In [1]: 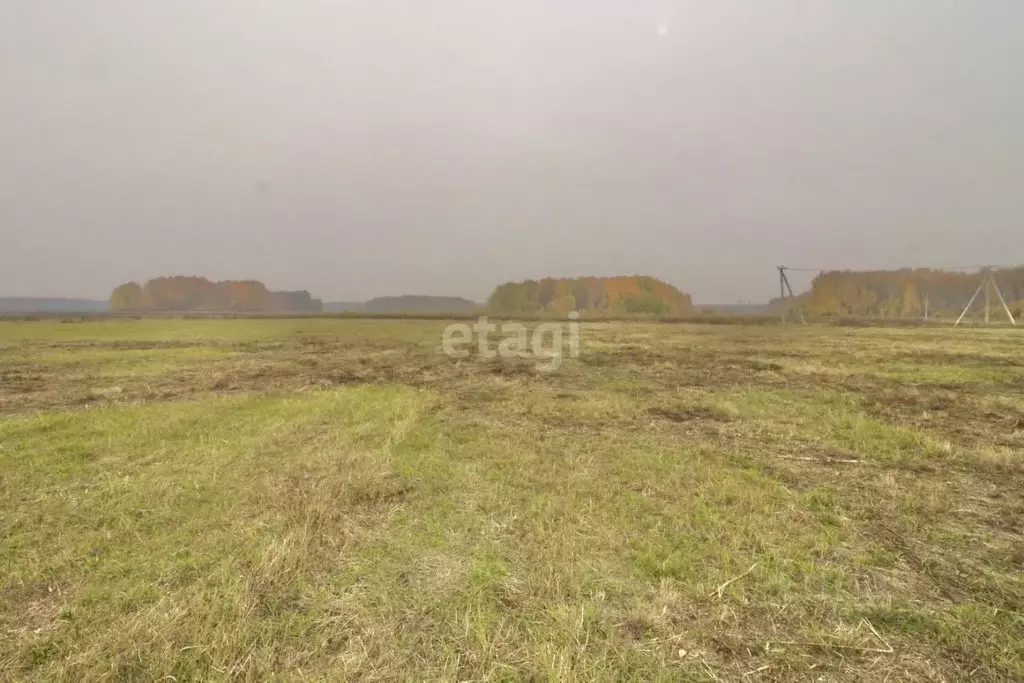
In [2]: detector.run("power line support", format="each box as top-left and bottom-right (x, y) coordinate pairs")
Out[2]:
(778, 266), (785, 323)
(777, 266), (806, 324)
(985, 274), (992, 324)
(991, 273), (1017, 326)
(954, 268), (1016, 326)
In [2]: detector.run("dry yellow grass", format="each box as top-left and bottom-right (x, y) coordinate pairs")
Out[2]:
(1, 319), (1021, 680)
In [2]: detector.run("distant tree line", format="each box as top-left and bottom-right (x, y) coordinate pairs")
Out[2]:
(110, 276), (322, 312)
(488, 276), (693, 316)
(802, 268), (1024, 318)
(361, 296), (478, 314)
(0, 298), (108, 314)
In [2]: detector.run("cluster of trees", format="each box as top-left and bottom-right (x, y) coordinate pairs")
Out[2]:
(110, 277), (322, 312)
(271, 290), (324, 312)
(322, 297), (480, 313)
(488, 276), (693, 316)
(803, 268), (1024, 318)
(363, 296), (478, 314)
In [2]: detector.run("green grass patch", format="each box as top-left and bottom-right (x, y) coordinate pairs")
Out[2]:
(0, 318), (1021, 680)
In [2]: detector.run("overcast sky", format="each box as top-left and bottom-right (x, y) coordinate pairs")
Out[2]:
(2, 1), (1022, 303)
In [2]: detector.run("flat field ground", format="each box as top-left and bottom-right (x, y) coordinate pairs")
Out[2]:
(1, 318), (1022, 681)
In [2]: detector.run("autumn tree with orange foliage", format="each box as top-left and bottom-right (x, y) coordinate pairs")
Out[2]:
(109, 282), (146, 310)
(488, 276), (692, 316)
(109, 277), (322, 312)
(805, 268), (1024, 318)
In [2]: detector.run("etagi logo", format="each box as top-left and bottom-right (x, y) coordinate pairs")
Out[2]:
(442, 313), (580, 372)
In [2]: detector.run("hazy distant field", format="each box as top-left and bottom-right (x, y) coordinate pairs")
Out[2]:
(1, 319), (1021, 680)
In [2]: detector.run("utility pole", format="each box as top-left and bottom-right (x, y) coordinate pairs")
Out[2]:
(778, 266), (786, 323)
(991, 273), (1018, 325)
(985, 274), (992, 324)
(955, 267), (1017, 326)
(777, 266), (806, 324)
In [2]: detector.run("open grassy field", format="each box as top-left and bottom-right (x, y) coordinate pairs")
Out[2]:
(1, 318), (1022, 681)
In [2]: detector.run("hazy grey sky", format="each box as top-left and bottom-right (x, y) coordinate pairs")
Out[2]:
(2, 1), (1022, 303)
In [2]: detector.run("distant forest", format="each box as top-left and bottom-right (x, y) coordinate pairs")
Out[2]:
(488, 276), (693, 316)
(110, 277), (322, 312)
(323, 297), (478, 314)
(10, 268), (1022, 319)
(800, 268), (1024, 318)
(0, 298), (107, 314)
